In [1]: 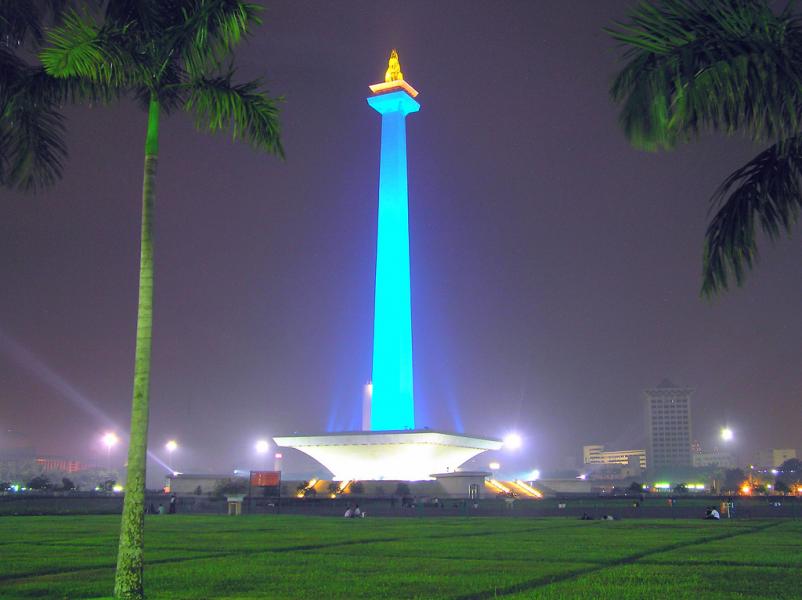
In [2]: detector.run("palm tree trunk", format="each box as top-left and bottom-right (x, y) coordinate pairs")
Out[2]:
(114, 93), (159, 600)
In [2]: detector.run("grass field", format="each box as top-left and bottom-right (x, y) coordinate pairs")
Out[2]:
(2, 515), (801, 599)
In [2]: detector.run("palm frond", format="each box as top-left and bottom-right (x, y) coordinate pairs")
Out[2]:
(39, 10), (140, 86)
(0, 1), (98, 47)
(702, 136), (802, 295)
(608, 0), (802, 150)
(183, 72), (283, 155)
(173, 0), (262, 76)
(0, 0), (44, 46)
(1, 89), (67, 190)
(0, 47), (27, 105)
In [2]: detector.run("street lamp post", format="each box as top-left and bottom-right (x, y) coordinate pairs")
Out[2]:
(255, 439), (270, 469)
(503, 433), (522, 450)
(102, 432), (118, 470)
(165, 440), (178, 472)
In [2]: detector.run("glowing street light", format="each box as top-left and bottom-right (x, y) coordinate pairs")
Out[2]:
(503, 433), (522, 450)
(489, 461), (501, 471)
(102, 432), (118, 469)
(165, 439), (178, 453)
(529, 469), (541, 481)
(255, 440), (270, 454)
(721, 427), (734, 442)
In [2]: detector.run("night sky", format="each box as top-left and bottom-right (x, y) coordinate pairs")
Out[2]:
(1, 1), (800, 482)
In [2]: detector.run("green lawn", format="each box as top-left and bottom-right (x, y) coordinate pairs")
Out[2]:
(1, 516), (800, 599)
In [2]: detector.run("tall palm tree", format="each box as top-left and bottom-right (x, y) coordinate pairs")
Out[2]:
(0, 1), (103, 190)
(608, 0), (802, 295)
(40, 3), (283, 598)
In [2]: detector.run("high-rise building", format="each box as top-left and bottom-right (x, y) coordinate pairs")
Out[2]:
(583, 444), (647, 469)
(646, 380), (693, 470)
(754, 448), (797, 469)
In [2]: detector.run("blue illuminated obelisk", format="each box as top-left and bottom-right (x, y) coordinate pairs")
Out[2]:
(367, 52), (420, 431)
(272, 54), (504, 480)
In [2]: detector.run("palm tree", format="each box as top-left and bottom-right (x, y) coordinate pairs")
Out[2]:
(0, 1), (102, 190)
(608, 0), (802, 295)
(40, 3), (283, 598)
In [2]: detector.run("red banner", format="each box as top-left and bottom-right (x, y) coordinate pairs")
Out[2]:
(250, 470), (281, 487)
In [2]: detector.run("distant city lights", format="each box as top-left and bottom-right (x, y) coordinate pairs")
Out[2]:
(503, 433), (522, 450)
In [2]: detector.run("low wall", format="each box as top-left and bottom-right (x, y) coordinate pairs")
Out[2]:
(2, 493), (800, 519)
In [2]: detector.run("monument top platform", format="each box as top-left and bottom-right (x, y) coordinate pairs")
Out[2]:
(369, 79), (419, 97)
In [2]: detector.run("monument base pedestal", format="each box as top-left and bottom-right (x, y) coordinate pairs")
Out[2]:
(273, 429), (502, 481)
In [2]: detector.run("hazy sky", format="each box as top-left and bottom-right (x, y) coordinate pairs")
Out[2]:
(1, 1), (800, 482)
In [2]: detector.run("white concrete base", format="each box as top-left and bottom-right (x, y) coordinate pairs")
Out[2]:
(273, 430), (502, 481)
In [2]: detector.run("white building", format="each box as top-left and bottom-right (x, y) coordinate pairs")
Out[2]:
(692, 450), (735, 469)
(754, 448), (797, 469)
(583, 445), (647, 469)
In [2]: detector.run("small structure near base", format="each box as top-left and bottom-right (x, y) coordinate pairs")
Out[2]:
(431, 471), (489, 499)
(226, 494), (245, 515)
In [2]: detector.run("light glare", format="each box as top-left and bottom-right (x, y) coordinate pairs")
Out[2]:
(503, 433), (522, 450)
(255, 440), (270, 454)
(721, 427), (734, 441)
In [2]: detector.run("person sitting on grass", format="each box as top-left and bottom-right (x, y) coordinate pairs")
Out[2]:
(343, 505), (353, 518)
(705, 506), (720, 520)
(354, 504), (363, 518)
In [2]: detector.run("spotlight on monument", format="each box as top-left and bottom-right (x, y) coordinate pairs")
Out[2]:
(503, 433), (522, 450)
(255, 440), (270, 454)
(721, 427), (734, 442)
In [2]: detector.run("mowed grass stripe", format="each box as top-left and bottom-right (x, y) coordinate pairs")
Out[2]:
(517, 563), (800, 600)
(452, 520), (782, 600)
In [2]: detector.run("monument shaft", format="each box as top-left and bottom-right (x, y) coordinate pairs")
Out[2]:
(368, 90), (420, 431)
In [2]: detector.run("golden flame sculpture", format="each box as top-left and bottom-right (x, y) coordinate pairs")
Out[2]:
(385, 49), (403, 82)
(369, 49), (419, 97)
